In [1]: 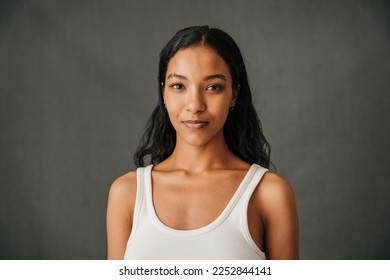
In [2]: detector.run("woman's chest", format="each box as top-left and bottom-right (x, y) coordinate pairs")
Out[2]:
(150, 171), (244, 230)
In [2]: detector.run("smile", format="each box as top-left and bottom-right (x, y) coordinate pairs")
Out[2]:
(182, 120), (209, 129)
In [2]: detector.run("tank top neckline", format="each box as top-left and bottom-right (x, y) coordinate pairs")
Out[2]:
(143, 163), (259, 236)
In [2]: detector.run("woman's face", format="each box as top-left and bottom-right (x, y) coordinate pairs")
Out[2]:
(163, 45), (237, 148)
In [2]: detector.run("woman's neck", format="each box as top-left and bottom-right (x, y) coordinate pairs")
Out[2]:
(159, 135), (244, 174)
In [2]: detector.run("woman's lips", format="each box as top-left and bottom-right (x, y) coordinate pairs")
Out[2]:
(182, 120), (209, 129)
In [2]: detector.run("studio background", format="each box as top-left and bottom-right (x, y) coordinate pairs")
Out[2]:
(1, 0), (389, 259)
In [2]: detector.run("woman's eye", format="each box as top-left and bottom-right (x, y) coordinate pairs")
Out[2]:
(169, 83), (185, 90)
(206, 84), (224, 91)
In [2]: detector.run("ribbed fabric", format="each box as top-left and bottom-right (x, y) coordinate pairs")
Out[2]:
(124, 164), (268, 260)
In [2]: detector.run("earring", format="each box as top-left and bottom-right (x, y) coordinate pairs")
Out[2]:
(230, 102), (235, 111)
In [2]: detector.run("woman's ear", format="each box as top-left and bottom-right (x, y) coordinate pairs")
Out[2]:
(230, 84), (240, 110)
(232, 84), (240, 103)
(161, 82), (165, 99)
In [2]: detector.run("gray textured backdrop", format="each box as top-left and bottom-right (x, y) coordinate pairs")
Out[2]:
(1, 0), (389, 259)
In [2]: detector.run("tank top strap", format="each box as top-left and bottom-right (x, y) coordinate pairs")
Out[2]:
(217, 164), (267, 219)
(227, 164), (268, 219)
(131, 165), (152, 234)
(234, 164), (268, 257)
(240, 164), (269, 203)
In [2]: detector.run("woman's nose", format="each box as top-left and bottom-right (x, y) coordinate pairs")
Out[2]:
(185, 88), (205, 113)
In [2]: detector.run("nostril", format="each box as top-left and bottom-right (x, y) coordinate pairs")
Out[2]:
(185, 103), (206, 113)
(185, 98), (206, 113)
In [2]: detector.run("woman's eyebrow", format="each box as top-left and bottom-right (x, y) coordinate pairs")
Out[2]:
(203, 74), (227, 81)
(166, 73), (187, 80)
(166, 73), (227, 81)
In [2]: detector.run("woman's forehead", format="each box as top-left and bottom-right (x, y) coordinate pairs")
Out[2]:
(166, 46), (231, 81)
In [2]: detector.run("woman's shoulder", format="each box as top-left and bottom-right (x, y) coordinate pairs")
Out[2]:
(108, 170), (137, 206)
(253, 171), (297, 220)
(258, 171), (293, 194)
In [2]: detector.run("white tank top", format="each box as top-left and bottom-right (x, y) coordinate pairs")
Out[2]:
(124, 163), (268, 260)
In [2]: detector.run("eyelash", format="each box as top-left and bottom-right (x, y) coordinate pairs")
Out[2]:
(169, 83), (185, 90)
(168, 83), (225, 92)
(206, 84), (224, 91)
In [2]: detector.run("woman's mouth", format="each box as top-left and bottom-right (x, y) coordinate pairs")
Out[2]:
(182, 120), (209, 129)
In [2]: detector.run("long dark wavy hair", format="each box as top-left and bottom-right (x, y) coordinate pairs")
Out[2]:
(134, 25), (271, 168)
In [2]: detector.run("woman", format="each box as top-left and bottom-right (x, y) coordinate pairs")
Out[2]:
(106, 26), (299, 259)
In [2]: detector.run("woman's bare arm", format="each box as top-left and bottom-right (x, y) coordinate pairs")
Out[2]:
(258, 172), (299, 259)
(106, 172), (137, 259)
